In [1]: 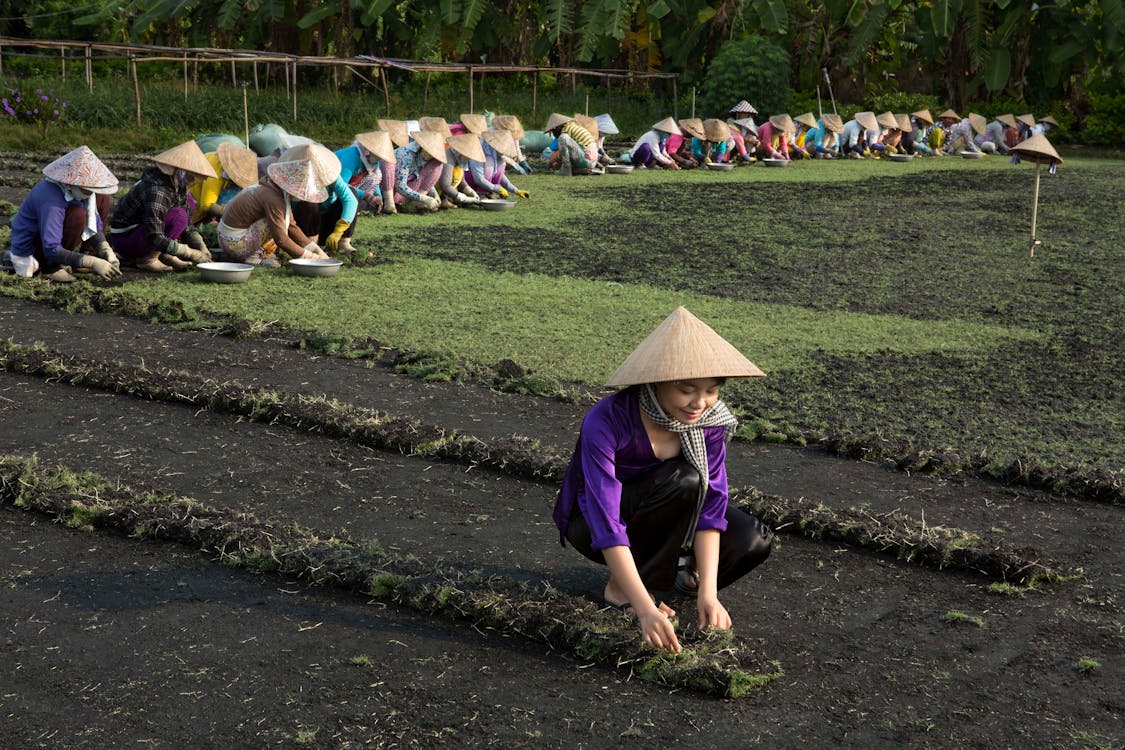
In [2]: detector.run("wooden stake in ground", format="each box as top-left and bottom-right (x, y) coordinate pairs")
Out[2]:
(1009, 133), (1063, 258)
(243, 85), (250, 146)
(130, 55), (142, 127)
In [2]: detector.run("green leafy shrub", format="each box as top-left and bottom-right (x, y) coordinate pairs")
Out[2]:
(2, 79), (66, 136)
(699, 36), (791, 118)
(1082, 93), (1125, 147)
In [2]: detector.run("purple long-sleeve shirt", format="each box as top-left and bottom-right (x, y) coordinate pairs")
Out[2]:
(554, 387), (731, 550)
(10, 180), (102, 262)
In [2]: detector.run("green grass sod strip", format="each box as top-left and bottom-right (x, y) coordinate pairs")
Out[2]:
(2, 275), (1120, 504)
(0, 341), (1076, 584)
(0, 455), (782, 699)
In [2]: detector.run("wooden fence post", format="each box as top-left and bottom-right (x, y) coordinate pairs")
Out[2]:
(292, 60), (298, 121)
(380, 66), (390, 115)
(61, 47), (66, 81)
(253, 61), (259, 94)
(130, 55), (142, 127)
(86, 45), (93, 93)
(423, 70), (431, 112)
(468, 66), (474, 112)
(183, 57), (189, 99)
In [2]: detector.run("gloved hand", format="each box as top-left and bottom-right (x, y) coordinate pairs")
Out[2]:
(206, 202), (225, 218)
(516, 189), (530, 199)
(184, 232), (208, 254)
(78, 253), (122, 280)
(90, 234), (121, 270)
(324, 219), (350, 253)
(168, 240), (211, 264)
(461, 184), (479, 199)
(302, 241), (326, 258)
(363, 191), (383, 213)
(496, 187), (509, 199)
(518, 160), (533, 174)
(419, 195), (441, 211)
(511, 162), (529, 175)
(456, 193), (479, 205)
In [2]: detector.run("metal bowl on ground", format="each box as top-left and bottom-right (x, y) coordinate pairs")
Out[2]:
(705, 162), (735, 171)
(762, 158), (790, 167)
(288, 258), (343, 277)
(197, 261), (253, 283)
(959, 150), (984, 159)
(605, 164), (634, 174)
(889, 153), (914, 162)
(477, 199), (517, 211)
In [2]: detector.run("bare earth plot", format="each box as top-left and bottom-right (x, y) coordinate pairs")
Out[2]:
(0, 296), (1121, 749)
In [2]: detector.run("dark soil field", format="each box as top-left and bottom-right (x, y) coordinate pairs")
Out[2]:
(0, 155), (1121, 748)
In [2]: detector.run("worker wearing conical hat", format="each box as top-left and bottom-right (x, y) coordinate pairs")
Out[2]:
(838, 111), (876, 158)
(691, 118), (732, 164)
(109, 140), (216, 272)
(943, 113), (986, 155)
(1030, 115), (1058, 138)
(465, 128), (530, 200)
(554, 307), (773, 654)
(490, 114), (533, 175)
(393, 130), (447, 212)
(624, 117), (683, 170)
(435, 133), (487, 207)
(785, 113), (818, 159)
(754, 113), (794, 160)
(801, 113), (843, 158)
(6, 145), (121, 282)
(335, 130), (398, 226)
(544, 113), (599, 176)
(189, 142), (259, 224)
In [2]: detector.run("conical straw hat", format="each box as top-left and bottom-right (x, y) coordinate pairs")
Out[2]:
(492, 114), (525, 140)
(595, 113), (619, 135)
(895, 114), (912, 132)
(573, 113), (599, 141)
(794, 112), (818, 130)
(652, 116), (682, 135)
(1011, 133), (1062, 165)
(1040, 115), (1059, 127)
(732, 117), (758, 135)
(1017, 114), (1036, 127)
(481, 128), (519, 159)
(419, 116), (453, 138)
(152, 140), (217, 178)
(42, 145), (118, 194)
(729, 100), (757, 115)
(378, 119), (410, 147)
(677, 117), (704, 139)
(267, 159), (330, 203)
(216, 142), (259, 188)
(606, 307), (764, 387)
(544, 112), (573, 132)
(278, 142), (342, 185)
(821, 113), (844, 133)
(411, 130), (448, 163)
(911, 109), (934, 125)
(996, 114), (1018, 129)
(855, 111), (879, 131)
(769, 114), (795, 134)
(355, 131), (395, 164)
(968, 113), (987, 135)
(876, 111), (899, 129)
(938, 108), (961, 122)
(459, 113), (488, 134)
(703, 118), (731, 141)
(447, 133), (485, 163)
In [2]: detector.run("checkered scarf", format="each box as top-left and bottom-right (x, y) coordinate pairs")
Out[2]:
(639, 384), (739, 548)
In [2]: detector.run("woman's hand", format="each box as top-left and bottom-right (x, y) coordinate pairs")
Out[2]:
(637, 604), (682, 653)
(697, 595), (732, 631)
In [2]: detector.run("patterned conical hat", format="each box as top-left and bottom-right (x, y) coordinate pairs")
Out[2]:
(152, 140), (217, 178)
(996, 114), (1019, 129)
(677, 118), (705, 139)
(729, 100), (757, 115)
(419, 116), (453, 138)
(703, 118), (731, 141)
(855, 111), (879, 131)
(1017, 114), (1036, 127)
(606, 307), (764, 387)
(821, 113), (844, 133)
(1011, 133), (1062, 165)
(573, 113), (599, 141)
(447, 133), (485, 163)
(42, 145), (118, 194)
(895, 114), (912, 132)
(378, 119), (410, 147)
(732, 117), (758, 135)
(267, 160), (330, 203)
(481, 128), (519, 159)
(459, 113), (488, 134)
(354, 131), (395, 164)
(1039, 115), (1059, 127)
(912, 109), (934, 125)
(278, 143), (342, 185)
(769, 114), (795, 134)
(794, 112), (818, 130)
(938, 108), (961, 122)
(492, 115), (525, 140)
(968, 113), (988, 135)
(216, 142), (259, 188)
(876, 111), (899, 129)
(652, 116), (682, 135)
(595, 113), (619, 135)
(411, 130), (448, 163)
(544, 112), (573, 132)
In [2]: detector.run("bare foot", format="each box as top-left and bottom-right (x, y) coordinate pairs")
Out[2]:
(159, 253), (193, 271)
(603, 579), (675, 618)
(134, 257), (172, 273)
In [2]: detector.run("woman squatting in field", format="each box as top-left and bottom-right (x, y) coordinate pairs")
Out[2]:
(553, 307), (774, 653)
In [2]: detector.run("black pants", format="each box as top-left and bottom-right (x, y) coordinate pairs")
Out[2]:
(289, 194), (357, 246)
(566, 459), (773, 593)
